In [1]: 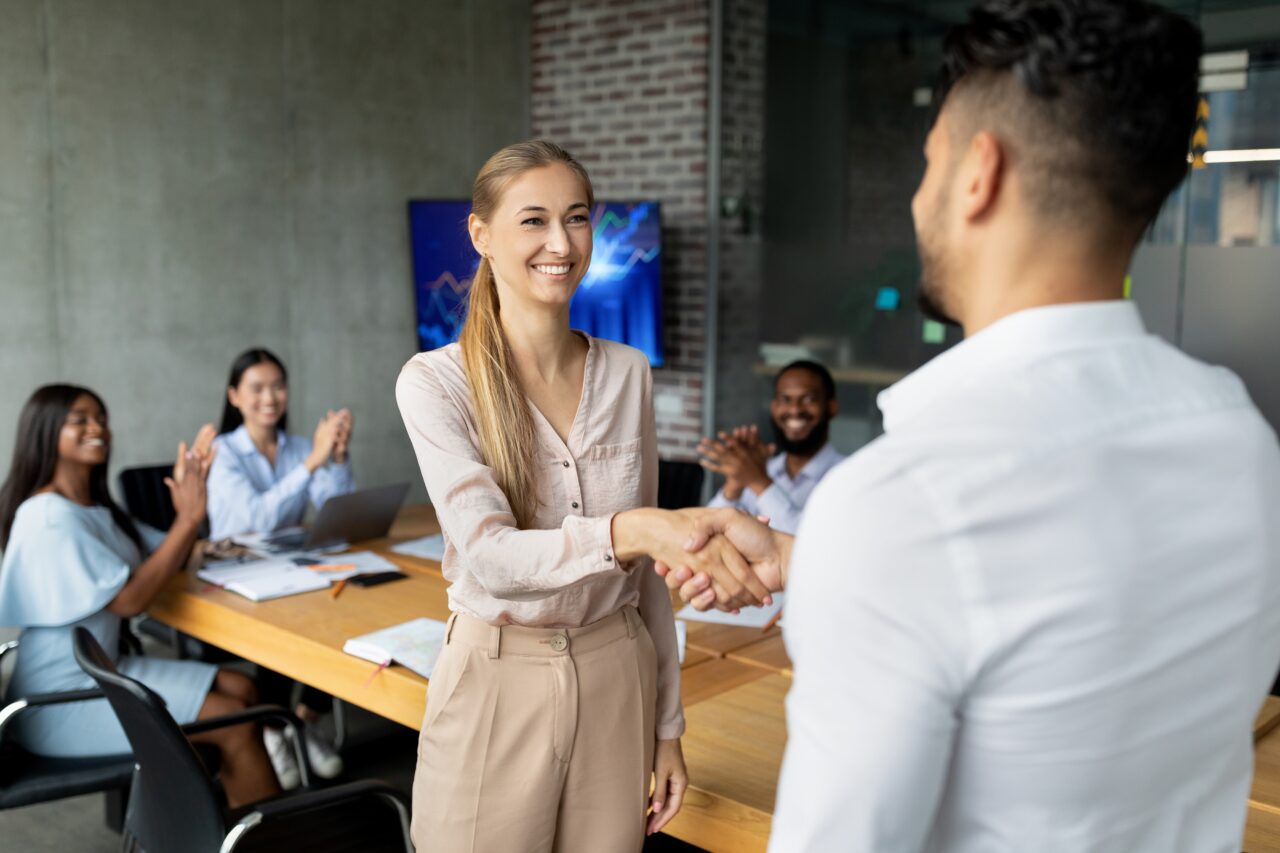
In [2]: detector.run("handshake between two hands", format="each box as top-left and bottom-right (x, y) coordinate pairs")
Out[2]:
(628, 507), (792, 613)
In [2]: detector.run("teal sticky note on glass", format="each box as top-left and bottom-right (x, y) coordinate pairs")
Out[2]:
(922, 320), (946, 344)
(875, 286), (901, 311)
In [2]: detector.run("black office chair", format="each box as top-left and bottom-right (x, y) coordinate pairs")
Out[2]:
(117, 463), (221, 658)
(118, 464), (179, 532)
(71, 628), (411, 853)
(0, 639), (134, 832)
(118, 464), (352, 748)
(658, 459), (706, 510)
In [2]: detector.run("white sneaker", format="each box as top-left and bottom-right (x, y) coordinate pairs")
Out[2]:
(263, 728), (301, 790)
(303, 720), (344, 779)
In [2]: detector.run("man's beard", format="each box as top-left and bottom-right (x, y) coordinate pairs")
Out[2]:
(915, 196), (961, 328)
(772, 417), (831, 457)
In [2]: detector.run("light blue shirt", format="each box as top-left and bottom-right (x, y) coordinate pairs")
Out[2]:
(207, 425), (355, 540)
(707, 442), (844, 534)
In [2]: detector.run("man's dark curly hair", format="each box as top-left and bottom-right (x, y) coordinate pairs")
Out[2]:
(936, 0), (1202, 232)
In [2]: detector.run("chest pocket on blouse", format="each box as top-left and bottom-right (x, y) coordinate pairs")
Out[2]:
(578, 437), (644, 516)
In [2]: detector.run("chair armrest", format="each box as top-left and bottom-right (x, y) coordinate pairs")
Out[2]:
(222, 781), (411, 853)
(250, 779), (408, 820)
(0, 639), (18, 663)
(181, 704), (312, 787)
(179, 704), (302, 737)
(0, 688), (107, 738)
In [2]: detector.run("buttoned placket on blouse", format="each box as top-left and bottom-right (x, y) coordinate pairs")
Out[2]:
(524, 340), (612, 565)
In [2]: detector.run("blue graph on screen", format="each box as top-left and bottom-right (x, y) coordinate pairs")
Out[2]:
(408, 200), (664, 366)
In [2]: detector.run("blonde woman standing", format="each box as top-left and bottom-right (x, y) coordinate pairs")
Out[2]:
(396, 140), (769, 852)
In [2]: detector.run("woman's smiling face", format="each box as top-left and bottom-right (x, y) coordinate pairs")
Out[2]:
(470, 162), (594, 310)
(58, 394), (110, 467)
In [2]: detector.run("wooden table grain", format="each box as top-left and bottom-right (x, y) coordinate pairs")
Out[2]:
(684, 622), (770, 658)
(150, 560), (448, 730)
(1246, 697), (1280, 851)
(726, 633), (791, 676)
(665, 674), (790, 853)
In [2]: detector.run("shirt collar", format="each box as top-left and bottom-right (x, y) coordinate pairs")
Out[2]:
(877, 300), (1147, 433)
(770, 441), (840, 483)
(228, 424), (287, 456)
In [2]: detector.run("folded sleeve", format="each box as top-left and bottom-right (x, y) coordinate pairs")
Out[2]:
(0, 507), (131, 627)
(395, 355), (626, 601)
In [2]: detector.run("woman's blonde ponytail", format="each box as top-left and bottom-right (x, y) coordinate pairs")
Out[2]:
(460, 140), (594, 529)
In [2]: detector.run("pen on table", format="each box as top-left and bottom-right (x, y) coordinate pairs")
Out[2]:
(306, 563), (357, 573)
(761, 608), (783, 633)
(330, 579), (347, 600)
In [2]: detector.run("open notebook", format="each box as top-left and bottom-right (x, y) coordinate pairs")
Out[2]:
(196, 551), (400, 602)
(196, 559), (330, 602)
(343, 617), (449, 679)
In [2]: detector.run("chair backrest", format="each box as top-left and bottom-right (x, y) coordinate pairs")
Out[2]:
(658, 459), (706, 510)
(118, 464), (177, 532)
(72, 628), (227, 853)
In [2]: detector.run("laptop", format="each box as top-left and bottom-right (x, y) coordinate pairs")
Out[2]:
(258, 482), (412, 552)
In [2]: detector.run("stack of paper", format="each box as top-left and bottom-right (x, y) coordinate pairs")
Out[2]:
(390, 534), (446, 561)
(343, 617), (449, 679)
(196, 559), (330, 602)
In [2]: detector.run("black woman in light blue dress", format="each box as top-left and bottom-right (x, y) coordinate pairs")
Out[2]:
(0, 384), (280, 807)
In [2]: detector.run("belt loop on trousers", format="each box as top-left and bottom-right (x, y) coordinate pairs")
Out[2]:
(445, 612), (458, 645)
(487, 624), (501, 659)
(624, 605), (638, 639)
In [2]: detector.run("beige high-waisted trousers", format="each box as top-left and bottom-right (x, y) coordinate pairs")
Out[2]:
(410, 605), (658, 853)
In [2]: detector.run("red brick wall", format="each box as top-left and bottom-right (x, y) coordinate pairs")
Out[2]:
(531, 0), (710, 459)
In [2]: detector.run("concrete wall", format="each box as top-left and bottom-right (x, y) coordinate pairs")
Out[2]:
(0, 0), (530, 502)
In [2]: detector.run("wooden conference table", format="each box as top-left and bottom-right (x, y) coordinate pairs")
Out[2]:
(149, 504), (1280, 852)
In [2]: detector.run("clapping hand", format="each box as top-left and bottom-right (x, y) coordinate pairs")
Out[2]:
(307, 408), (352, 470)
(167, 423), (217, 526)
(653, 507), (791, 611)
(331, 408), (354, 463)
(698, 425), (774, 500)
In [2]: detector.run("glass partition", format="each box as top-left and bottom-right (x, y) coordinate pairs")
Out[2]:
(722, 0), (1280, 453)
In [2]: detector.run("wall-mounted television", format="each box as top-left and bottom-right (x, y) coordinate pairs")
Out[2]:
(408, 200), (664, 366)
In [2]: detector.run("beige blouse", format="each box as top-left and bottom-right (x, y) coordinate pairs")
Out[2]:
(395, 335), (684, 740)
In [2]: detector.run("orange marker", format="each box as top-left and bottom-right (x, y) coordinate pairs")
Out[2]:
(307, 563), (357, 573)
(330, 579), (347, 600)
(761, 608), (783, 633)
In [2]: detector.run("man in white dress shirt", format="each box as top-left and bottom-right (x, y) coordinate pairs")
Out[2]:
(701, 361), (844, 534)
(658, 1), (1280, 850)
